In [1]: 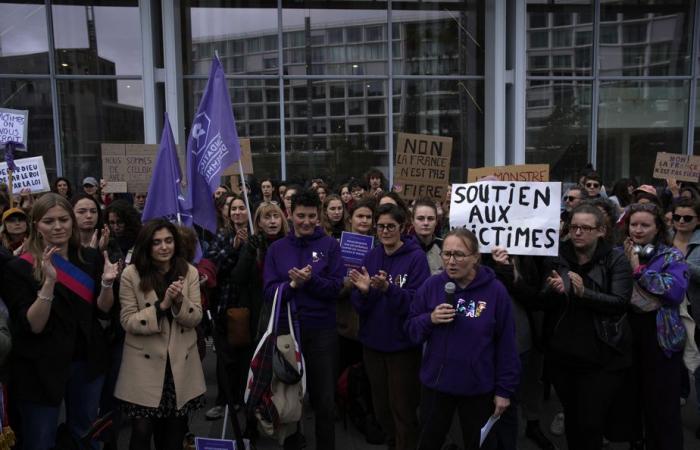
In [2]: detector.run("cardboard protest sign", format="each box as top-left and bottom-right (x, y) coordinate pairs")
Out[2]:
(467, 164), (549, 182)
(0, 156), (50, 194)
(340, 231), (374, 273)
(393, 132), (453, 201)
(0, 108), (29, 148)
(101, 144), (159, 193)
(652, 152), (700, 182)
(223, 138), (253, 176)
(450, 181), (561, 256)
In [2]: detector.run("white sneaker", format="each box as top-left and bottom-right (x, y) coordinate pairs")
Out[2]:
(205, 405), (226, 420)
(550, 412), (565, 436)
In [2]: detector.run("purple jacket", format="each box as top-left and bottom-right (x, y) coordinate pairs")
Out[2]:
(407, 268), (520, 398)
(263, 227), (345, 330)
(350, 236), (431, 352)
(634, 245), (688, 307)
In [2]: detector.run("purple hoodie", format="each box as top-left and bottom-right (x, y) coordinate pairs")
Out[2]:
(351, 236), (431, 352)
(263, 227), (345, 330)
(407, 268), (520, 398)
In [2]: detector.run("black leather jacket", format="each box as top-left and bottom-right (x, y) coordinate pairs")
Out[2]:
(542, 239), (633, 368)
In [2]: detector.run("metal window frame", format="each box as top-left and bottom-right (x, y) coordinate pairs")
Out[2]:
(520, 0), (700, 169)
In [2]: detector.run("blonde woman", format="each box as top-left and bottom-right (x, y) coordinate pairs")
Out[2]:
(2, 193), (119, 448)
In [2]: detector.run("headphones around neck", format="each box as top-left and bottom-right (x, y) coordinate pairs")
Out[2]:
(633, 243), (655, 259)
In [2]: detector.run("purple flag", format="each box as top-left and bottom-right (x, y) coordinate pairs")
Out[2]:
(142, 113), (189, 224)
(184, 56), (241, 233)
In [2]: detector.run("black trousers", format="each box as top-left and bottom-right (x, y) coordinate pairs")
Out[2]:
(300, 327), (338, 450)
(629, 311), (683, 450)
(417, 386), (495, 450)
(548, 361), (625, 450)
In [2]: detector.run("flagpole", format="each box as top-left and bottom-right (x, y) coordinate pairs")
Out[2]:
(238, 159), (255, 232)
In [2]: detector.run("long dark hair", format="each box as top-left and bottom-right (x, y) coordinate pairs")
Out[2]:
(52, 177), (73, 198)
(105, 199), (142, 244)
(70, 193), (104, 231)
(132, 219), (189, 295)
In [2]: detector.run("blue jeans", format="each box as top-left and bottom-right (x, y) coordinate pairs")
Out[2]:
(18, 361), (105, 450)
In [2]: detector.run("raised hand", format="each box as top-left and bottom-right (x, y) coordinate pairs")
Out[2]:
(491, 246), (510, 265)
(98, 225), (110, 251)
(349, 266), (371, 294)
(370, 270), (389, 292)
(546, 270), (565, 294)
(41, 245), (60, 282)
(101, 251), (122, 285)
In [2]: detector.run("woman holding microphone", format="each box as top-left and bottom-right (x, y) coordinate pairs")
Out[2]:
(407, 229), (520, 450)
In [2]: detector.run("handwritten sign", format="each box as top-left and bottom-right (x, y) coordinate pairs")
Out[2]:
(340, 231), (374, 272)
(0, 156), (50, 194)
(223, 138), (254, 176)
(467, 164), (549, 182)
(652, 152), (700, 182)
(450, 181), (561, 256)
(0, 108), (29, 148)
(101, 144), (159, 193)
(394, 132), (453, 201)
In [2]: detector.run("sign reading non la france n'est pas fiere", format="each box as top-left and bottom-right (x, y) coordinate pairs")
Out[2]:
(450, 181), (561, 257)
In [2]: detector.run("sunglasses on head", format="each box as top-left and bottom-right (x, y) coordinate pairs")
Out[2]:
(672, 213), (697, 223)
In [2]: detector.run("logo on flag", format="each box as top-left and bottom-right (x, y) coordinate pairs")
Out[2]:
(191, 112), (211, 154)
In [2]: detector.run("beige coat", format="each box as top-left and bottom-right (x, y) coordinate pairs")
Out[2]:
(114, 263), (206, 409)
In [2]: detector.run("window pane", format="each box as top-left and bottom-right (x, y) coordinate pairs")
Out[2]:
(526, 81), (591, 183)
(184, 2), (278, 75)
(393, 0), (483, 76)
(284, 80), (388, 183)
(394, 80), (484, 182)
(598, 80), (688, 185)
(52, 2), (142, 76)
(282, 3), (387, 76)
(0, 79), (56, 177)
(599, 1), (692, 76)
(0, 2), (49, 74)
(527, 1), (593, 76)
(58, 79), (143, 184)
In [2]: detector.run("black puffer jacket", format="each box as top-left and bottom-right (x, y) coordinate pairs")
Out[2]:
(542, 239), (633, 369)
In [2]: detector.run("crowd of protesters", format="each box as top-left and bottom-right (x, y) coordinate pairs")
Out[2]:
(0, 167), (699, 450)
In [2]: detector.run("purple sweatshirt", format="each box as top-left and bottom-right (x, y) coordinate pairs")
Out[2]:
(350, 236), (431, 352)
(407, 268), (520, 398)
(263, 227), (345, 330)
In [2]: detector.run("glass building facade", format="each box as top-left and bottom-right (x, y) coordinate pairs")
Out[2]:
(1, 0), (698, 187)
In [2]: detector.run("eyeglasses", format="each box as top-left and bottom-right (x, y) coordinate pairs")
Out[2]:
(564, 196), (580, 202)
(585, 182), (600, 189)
(569, 224), (598, 234)
(376, 223), (398, 232)
(440, 251), (474, 262)
(672, 214), (697, 223)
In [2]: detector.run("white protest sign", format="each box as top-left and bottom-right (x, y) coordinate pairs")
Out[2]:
(0, 156), (50, 194)
(0, 108), (29, 148)
(450, 181), (561, 256)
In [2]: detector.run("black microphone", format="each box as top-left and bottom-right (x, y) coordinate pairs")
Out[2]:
(444, 282), (456, 308)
